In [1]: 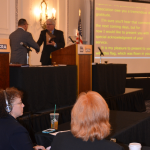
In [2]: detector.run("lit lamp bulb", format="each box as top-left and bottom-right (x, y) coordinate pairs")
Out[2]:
(34, 7), (41, 17)
(52, 8), (56, 19)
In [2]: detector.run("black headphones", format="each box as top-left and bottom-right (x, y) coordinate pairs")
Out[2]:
(3, 90), (12, 113)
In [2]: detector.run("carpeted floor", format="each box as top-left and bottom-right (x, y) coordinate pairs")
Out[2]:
(144, 100), (150, 113)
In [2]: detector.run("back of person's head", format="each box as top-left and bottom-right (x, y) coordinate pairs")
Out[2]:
(18, 19), (27, 26)
(71, 91), (111, 142)
(0, 87), (23, 118)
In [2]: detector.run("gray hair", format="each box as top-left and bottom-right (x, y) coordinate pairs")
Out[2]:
(46, 19), (55, 25)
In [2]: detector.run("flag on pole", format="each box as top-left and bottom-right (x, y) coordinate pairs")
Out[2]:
(76, 30), (79, 44)
(76, 9), (83, 44)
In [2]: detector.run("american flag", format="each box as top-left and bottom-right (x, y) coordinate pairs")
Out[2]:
(76, 15), (83, 44)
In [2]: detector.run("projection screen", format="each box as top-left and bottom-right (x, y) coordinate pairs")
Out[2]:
(94, 0), (150, 73)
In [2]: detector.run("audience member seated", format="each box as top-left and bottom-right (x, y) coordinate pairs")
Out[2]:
(0, 87), (45, 150)
(51, 91), (124, 150)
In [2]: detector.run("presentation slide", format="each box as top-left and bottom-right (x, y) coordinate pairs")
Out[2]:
(94, 0), (150, 73)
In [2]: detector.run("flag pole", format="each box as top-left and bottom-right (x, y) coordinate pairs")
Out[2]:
(76, 9), (83, 44)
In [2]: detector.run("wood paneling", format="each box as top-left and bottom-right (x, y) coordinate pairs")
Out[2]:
(0, 53), (9, 89)
(52, 44), (76, 65)
(78, 55), (92, 94)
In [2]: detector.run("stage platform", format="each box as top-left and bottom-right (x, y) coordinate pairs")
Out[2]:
(10, 64), (127, 113)
(92, 64), (126, 97)
(34, 110), (150, 148)
(10, 65), (77, 113)
(10, 65), (145, 113)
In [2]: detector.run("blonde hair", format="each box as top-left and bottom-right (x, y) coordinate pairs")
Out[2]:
(71, 91), (111, 142)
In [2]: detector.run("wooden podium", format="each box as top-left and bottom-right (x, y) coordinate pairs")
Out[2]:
(52, 44), (92, 95)
(0, 38), (10, 89)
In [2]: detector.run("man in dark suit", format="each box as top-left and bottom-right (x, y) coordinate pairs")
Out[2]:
(9, 19), (40, 64)
(37, 19), (65, 65)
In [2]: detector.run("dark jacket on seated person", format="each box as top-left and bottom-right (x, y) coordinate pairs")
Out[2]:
(0, 114), (33, 150)
(51, 131), (124, 150)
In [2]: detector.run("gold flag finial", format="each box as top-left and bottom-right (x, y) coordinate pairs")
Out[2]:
(79, 9), (81, 16)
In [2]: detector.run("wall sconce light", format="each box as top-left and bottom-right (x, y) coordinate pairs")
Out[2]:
(40, 0), (48, 29)
(39, 0), (56, 29)
(52, 8), (56, 20)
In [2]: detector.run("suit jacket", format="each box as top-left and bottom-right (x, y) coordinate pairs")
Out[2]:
(37, 29), (65, 65)
(51, 131), (124, 150)
(9, 28), (40, 64)
(0, 114), (33, 150)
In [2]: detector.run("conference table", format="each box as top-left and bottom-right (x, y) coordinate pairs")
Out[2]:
(105, 88), (145, 112)
(35, 110), (150, 148)
(126, 73), (150, 100)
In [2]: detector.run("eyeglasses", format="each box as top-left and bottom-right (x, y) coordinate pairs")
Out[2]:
(46, 24), (53, 26)
(13, 101), (23, 105)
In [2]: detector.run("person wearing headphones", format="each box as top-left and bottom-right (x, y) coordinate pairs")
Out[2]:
(0, 87), (45, 150)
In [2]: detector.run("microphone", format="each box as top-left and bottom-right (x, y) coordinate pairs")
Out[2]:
(20, 42), (32, 52)
(98, 47), (104, 56)
(68, 36), (76, 43)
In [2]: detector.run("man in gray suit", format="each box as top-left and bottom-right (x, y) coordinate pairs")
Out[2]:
(9, 18), (40, 64)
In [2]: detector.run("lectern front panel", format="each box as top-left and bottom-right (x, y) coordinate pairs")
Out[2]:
(0, 53), (9, 89)
(78, 55), (92, 94)
(0, 38), (10, 89)
(0, 38), (10, 53)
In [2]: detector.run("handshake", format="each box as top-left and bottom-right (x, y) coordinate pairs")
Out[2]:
(33, 145), (51, 150)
